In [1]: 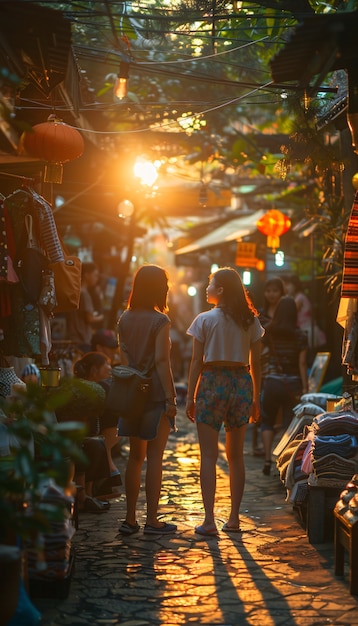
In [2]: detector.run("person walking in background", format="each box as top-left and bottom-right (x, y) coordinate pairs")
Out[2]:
(253, 277), (285, 457)
(260, 296), (308, 476)
(186, 267), (264, 536)
(117, 264), (178, 536)
(67, 262), (104, 352)
(283, 274), (326, 349)
(259, 277), (285, 328)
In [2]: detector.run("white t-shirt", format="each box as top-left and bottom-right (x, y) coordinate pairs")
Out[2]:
(187, 307), (264, 364)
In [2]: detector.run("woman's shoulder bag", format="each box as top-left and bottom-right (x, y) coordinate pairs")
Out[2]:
(105, 365), (152, 420)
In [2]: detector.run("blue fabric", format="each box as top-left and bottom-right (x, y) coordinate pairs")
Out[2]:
(7, 578), (41, 626)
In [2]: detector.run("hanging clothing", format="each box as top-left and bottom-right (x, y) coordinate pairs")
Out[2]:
(0, 187), (64, 360)
(24, 186), (64, 263)
(341, 190), (358, 299)
(4, 187), (64, 263)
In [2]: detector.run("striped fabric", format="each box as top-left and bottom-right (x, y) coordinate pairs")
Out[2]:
(5, 187), (64, 263)
(341, 191), (358, 298)
(28, 188), (64, 263)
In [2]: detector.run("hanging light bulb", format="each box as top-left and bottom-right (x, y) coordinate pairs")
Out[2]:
(114, 62), (130, 100)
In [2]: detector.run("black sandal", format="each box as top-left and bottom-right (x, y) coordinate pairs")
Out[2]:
(119, 520), (140, 535)
(82, 496), (108, 513)
(262, 461), (272, 476)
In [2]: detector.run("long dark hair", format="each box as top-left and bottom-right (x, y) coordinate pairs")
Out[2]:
(128, 264), (169, 312)
(263, 277), (285, 313)
(73, 352), (108, 380)
(266, 295), (298, 337)
(212, 267), (258, 330)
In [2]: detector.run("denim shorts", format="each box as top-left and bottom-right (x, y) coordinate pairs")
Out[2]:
(260, 375), (302, 431)
(117, 401), (166, 441)
(195, 365), (252, 432)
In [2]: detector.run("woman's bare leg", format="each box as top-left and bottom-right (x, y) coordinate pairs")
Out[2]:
(225, 425), (247, 527)
(124, 437), (147, 525)
(145, 414), (170, 527)
(197, 422), (219, 530)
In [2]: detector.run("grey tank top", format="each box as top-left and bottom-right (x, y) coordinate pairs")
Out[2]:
(117, 308), (170, 402)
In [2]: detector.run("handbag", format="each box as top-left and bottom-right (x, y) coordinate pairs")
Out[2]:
(16, 214), (48, 304)
(49, 252), (82, 313)
(105, 365), (152, 419)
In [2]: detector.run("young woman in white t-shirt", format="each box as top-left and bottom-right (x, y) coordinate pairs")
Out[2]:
(186, 267), (264, 536)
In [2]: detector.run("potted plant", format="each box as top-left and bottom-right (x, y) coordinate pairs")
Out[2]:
(0, 380), (87, 623)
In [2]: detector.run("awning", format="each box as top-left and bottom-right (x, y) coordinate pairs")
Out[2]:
(0, 1), (72, 97)
(175, 209), (264, 255)
(270, 12), (358, 87)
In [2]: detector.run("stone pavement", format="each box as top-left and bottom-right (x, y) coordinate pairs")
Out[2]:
(34, 410), (358, 626)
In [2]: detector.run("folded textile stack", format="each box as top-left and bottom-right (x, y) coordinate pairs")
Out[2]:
(300, 392), (342, 410)
(273, 402), (324, 459)
(311, 410), (358, 436)
(308, 411), (358, 488)
(276, 401), (358, 503)
(313, 434), (358, 459)
(310, 455), (357, 487)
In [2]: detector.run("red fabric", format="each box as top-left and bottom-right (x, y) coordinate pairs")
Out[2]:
(341, 191), (358, 298)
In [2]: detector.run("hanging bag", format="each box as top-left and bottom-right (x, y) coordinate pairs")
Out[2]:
(48, 243), (82, 313)
(105, 365), (152, 419)
(16, 214), (48, 304)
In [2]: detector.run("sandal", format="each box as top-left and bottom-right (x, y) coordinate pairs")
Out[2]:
(194, 524), (218, 536)
(222, 522), (242, 533)
(144, 522), (177, 535)
(119, 520), (140, 535)
(93, 474), (122, 499)
(81, 496), (108, 513)
(262, 460), (272, 476)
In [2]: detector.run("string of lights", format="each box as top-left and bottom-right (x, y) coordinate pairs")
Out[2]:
(7, 2), (338, 143)
(52, 80), (275, 135)
(73, 42), (273, 82)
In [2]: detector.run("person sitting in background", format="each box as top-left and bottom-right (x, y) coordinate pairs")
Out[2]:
(20, 363), (41, 386)
(55, 362), (111, 514)
(73, 352), (121, 483)
(91, 329), (120, 365)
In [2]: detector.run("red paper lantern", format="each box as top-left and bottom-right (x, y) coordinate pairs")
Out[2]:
(20, 115), (84, 183)
(256, 209), (291, 252)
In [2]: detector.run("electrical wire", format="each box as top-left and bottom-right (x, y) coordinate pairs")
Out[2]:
(59, 80), (275, 135)
(127, 36), (270, 64)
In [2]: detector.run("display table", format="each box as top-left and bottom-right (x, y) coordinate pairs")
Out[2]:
(334, 476), (358, 595)
(307, 485), (343, 543)
(334, 511), (358, 595)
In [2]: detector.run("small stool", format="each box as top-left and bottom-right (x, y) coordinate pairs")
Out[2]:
(334, 510), (358, 595)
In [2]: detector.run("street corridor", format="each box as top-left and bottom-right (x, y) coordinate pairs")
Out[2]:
(35, 410), (358, 626)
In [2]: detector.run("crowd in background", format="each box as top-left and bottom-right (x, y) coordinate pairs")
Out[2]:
(6, 262), (326, 520)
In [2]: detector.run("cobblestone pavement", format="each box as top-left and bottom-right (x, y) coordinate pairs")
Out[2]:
(34, 410), (358, 626)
